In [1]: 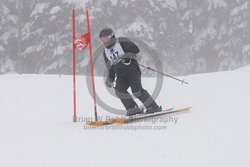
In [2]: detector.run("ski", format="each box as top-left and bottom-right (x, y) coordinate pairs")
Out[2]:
(85, 120), (112, 126)
(85, 107), (190, 126)
(111, 107), (190, 125)
(86, 107), (172, 126)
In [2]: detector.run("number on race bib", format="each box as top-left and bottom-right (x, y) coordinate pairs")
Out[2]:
(105, 42), (125, 65)
(112, 51), (119, 60)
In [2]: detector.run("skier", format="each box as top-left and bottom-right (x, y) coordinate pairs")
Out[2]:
(99, 28), (161, 116)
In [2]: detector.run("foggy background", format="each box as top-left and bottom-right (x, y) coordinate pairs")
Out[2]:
(0, 0), (249, 76)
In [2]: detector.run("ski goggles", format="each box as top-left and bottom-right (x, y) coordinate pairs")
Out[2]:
(100, 33), (114, 43)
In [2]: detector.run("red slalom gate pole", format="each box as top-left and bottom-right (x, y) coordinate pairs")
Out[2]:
(86, 7), (98, 122)
(72, 9), (77, 122)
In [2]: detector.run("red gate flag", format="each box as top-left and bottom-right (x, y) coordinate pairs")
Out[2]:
(74, 32), (90, 51)
(72, 9), (77, 122)
(72, 7), (98, 122)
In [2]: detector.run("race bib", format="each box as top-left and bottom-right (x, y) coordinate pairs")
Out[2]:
(104, 41), (125, 65)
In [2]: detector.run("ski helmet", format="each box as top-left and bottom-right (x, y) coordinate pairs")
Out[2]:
(99, 28), (115, 43)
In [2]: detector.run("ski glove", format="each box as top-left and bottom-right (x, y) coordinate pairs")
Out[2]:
(106, 78), (114, 88)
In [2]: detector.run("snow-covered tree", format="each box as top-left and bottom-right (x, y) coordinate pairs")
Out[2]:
(1, 0), (249, 75)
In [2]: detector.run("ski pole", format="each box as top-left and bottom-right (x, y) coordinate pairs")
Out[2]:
(138, 64), (189, 84)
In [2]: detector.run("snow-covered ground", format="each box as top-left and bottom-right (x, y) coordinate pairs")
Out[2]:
(1, 66), (250, 167)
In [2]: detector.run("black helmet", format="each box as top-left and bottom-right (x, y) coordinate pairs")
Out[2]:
(99, 28), (116, 47)
(99, 28), (115, 39)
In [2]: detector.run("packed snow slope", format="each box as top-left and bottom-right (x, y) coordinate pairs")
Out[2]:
(0, 66), (250, 167)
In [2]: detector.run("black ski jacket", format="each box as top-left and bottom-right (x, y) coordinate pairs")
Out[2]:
(103, 37), (141, 81)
